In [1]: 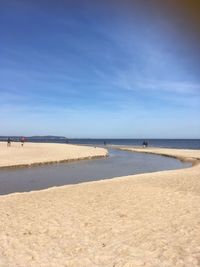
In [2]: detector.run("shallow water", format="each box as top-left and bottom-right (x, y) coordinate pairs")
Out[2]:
(0, 148), (191, 195)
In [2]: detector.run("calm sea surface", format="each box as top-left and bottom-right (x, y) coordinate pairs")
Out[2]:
(1, 138), (199, 149)
(67, 139), (200, 149)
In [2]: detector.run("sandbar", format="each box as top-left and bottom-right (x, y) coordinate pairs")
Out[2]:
(0, 142), (108, 168)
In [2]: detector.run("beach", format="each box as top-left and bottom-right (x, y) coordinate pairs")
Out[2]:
(0, 142), (108, 168)
(0, 146), (200, 266)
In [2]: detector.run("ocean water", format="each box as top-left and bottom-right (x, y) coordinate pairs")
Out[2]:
(1, 137), (199, 149)
(68, 139), (200, 149)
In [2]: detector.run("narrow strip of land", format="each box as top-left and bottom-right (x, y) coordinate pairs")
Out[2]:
(0, 147), (200, 267)
(117, 146), (200, 162)
(0, 142), (108, 168)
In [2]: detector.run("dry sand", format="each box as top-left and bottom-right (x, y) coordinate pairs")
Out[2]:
(0, 142), (107, 168)
(0, 147), (200, 267)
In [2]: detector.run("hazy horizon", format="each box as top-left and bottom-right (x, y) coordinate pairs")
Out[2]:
(0, 135), (199, 140)
(0, 0), (200, 138)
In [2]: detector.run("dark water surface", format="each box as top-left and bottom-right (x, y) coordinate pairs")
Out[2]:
(1, 138), (199, 149)
(69, 139), (200, 149)
(0, 148), (191, 195)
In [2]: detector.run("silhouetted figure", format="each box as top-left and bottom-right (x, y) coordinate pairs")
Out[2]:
(7, 138), (11, 147)
(104, 141), (106, 146)
(142, 141), (146, 148)
(142, 140), (148, 148)
(20, 137), (26, 146)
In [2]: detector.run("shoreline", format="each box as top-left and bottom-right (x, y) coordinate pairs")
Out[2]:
(0, 155), (107, 170)
(0, 146), (199, 196)
(0, 142), (108, 169)
(114, 146), (200, 167)
(1, 147), (200, 266)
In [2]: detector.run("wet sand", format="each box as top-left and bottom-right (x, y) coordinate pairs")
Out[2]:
(0, 147), (200, 267)
(0, 142), (108, 168)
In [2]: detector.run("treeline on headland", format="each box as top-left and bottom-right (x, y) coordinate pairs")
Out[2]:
(0, 136), (69, 143)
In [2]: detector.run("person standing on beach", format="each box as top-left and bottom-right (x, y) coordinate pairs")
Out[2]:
(142, 140), (149, 148)
(20, 137), (26, 146)
(7, 137), (11, 147)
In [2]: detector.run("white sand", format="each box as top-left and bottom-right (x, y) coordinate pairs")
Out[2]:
(0, 147), (200, 267)
(0, 142), (107, 168)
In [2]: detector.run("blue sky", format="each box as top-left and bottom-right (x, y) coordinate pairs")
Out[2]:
(0, 0), (200, 138)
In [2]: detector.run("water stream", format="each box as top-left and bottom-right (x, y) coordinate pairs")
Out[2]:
(0, 148), (191, 195)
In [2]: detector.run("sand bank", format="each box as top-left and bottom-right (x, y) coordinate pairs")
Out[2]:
(0, 142), (108, 168)
(117, 146), (200, 163)
(0, 147), (200, 267)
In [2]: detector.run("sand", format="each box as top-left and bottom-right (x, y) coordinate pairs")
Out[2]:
(0, 147), (200, 267)
(117, 146), (200, 163)
(0, 142), (108, 168)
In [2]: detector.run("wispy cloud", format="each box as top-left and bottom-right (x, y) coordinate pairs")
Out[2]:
(0, 1), (200, 137)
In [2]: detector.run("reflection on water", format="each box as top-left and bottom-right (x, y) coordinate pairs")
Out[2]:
(0, 148), (191, 195)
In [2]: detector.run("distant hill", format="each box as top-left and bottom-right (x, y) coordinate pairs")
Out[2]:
(0, 136), (68, 143)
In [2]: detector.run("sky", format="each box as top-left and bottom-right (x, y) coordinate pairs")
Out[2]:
(0, 0), (200, 138)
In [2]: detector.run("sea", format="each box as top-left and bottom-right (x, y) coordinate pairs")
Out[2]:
(0, 137), (200, 149)
(67, 139), (200, 149)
